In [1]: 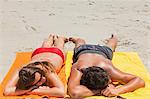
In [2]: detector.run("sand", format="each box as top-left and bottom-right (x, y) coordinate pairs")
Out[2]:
(0, 0), (150, 82)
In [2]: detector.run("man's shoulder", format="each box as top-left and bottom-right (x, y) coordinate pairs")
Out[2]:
(98, 61), (113, 72)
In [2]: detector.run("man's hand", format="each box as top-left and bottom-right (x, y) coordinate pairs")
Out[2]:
(101, 84), (120, 97)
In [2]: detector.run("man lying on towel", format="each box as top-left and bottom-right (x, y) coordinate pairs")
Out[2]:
(3, 34), (67, 97)
(68, 35), (145, 98)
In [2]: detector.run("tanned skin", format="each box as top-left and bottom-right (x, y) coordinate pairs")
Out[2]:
(4, 34), (68, 97)
(68, 35), (145, 98)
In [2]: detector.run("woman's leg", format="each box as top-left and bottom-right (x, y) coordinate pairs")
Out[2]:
(41, 34), (54, 47)
(53, 35), (68, 61)
(53, 35), (68, 50)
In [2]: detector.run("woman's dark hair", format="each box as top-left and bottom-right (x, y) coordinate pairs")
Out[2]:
(80, 66), (109, 91)
(16, 62), (47, 90)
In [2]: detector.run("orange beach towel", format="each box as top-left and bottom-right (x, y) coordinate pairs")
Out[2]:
(0, 52), (67, 99)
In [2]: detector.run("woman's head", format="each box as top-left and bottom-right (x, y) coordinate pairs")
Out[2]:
(80, 66), (109, 91)
(16, 63), (46, 90)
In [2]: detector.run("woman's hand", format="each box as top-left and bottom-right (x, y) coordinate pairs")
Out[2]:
(28, 86), (50, 95)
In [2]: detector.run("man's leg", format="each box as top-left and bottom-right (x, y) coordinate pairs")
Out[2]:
(69, 37), (86, 48)
(105, 34), (118, 52)
(41, 34), (54, 47)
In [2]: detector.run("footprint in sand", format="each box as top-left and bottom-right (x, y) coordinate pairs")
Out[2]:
(118, 39), (136, 47)
(25, 25), (37, 32)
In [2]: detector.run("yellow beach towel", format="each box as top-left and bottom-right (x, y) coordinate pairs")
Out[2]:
(0, 51), (150, 99)
(65, 51), (150, 99)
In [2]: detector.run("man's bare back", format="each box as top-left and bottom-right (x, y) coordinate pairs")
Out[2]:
(74, 53), (112, 70)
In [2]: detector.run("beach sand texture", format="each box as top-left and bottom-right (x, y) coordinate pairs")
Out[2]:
(0, 0), (150, 82)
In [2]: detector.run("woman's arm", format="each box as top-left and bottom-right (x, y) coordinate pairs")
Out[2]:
(3, 70), (31, 96)
(29, 86), (64, 97)
(29, 72), (65, 97)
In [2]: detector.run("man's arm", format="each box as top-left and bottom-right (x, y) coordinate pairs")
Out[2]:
(102, 64), (145, 97)
(68, 66), (97, 98)
(29, 72), (65, 97)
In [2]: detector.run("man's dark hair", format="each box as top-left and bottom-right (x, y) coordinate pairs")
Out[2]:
(80, 66), (109, 91)
(16, 63), (45, 90)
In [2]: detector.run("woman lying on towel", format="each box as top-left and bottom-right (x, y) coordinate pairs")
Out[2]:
(3, 34), (67, 97)
(68, 35), (145, 98)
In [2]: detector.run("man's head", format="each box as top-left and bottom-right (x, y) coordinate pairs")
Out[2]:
(80, 66), (109, 91)
(16, 63), (46, 90)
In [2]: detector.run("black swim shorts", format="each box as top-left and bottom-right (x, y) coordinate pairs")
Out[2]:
(73, 44), (113, 63)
